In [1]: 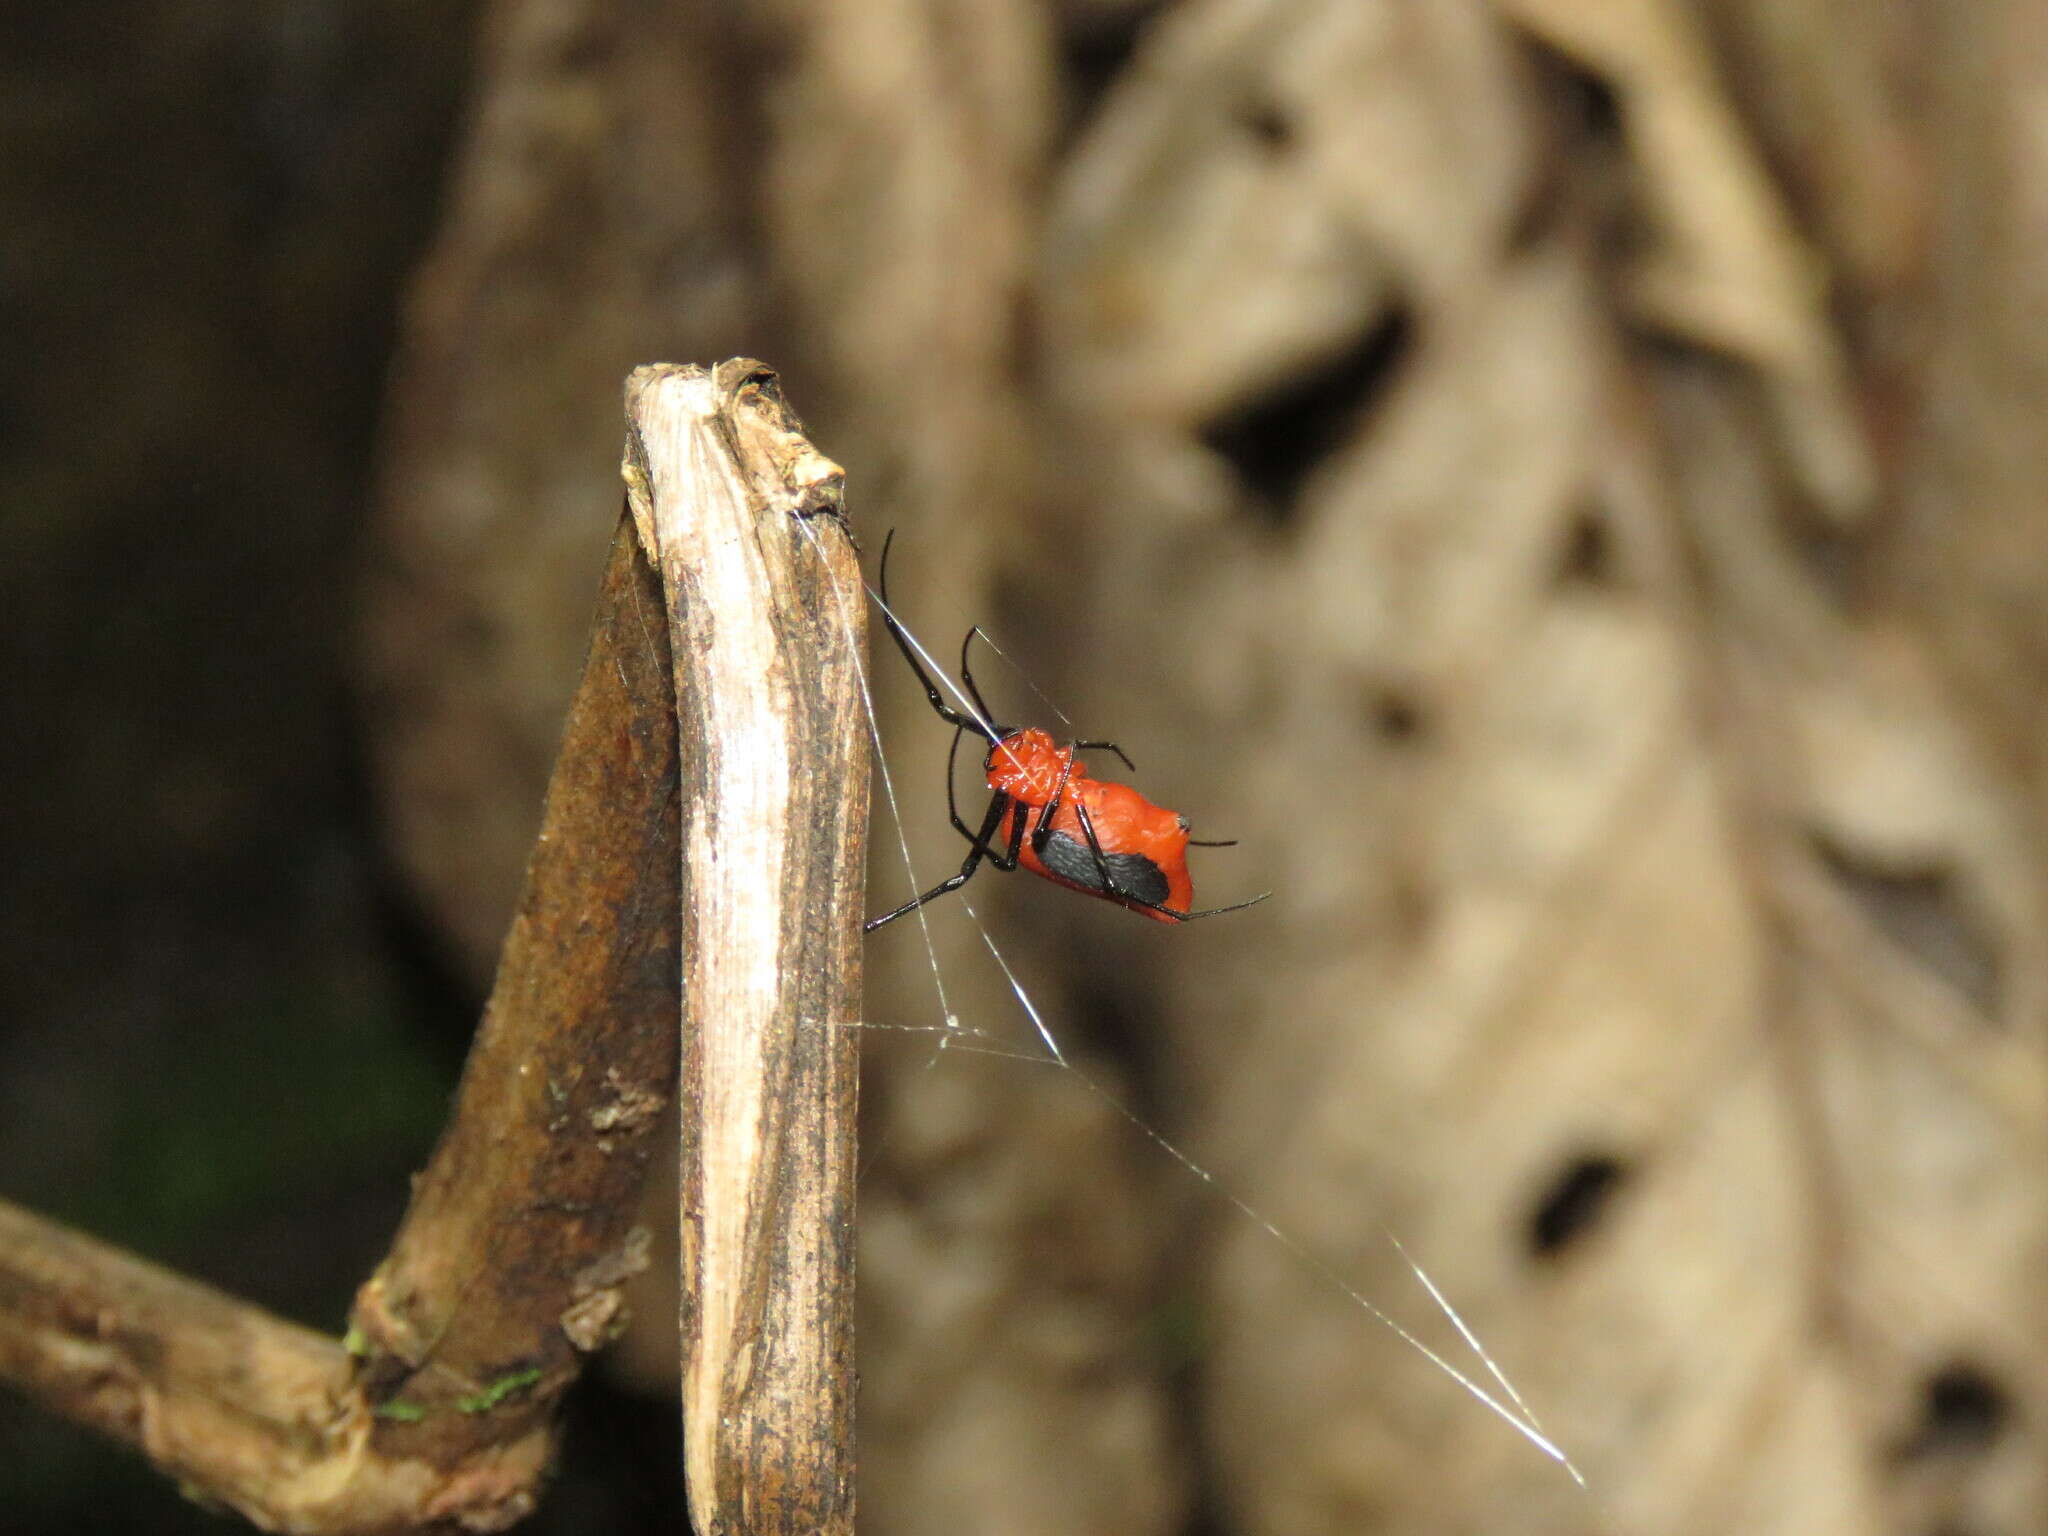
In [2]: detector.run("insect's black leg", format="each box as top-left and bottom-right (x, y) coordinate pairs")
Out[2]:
(1071, 739), (1137, 773)
(1071, 800), (1122, 897)
(876, 530), (1004, 741)
(944, 724), (977, 844)
(996, 785), (1029, 870)
(959, 625), (1000, 727)
(1028, 752), (1081, 852)
(1121, 888), (1274, 921)
(1070, 800), (1269, 919)
(940, 728), (1026, 869)
(866, 790), (1013, 931)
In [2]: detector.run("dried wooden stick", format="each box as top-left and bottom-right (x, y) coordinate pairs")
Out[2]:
(341, 509), (685, 1505)
(622, 360), (865, 1536)
(0, 506), (686, 1533)
(0, 1197), (370, 1532)
(0, 361), (863, 1532)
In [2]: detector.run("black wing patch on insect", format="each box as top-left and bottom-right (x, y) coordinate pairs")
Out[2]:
(1038, 829), (1170, 906)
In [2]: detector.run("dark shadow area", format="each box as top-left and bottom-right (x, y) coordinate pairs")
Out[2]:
(1893, 1360), (2009, 1463)
(1809, 831), (2001, 1021)
(1526, 1151), (1630, 1258)
(1059, 1), (1171, 138)
(1202, 307), (1417, 527)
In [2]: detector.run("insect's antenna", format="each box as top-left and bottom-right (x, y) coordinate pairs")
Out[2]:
(1175, 890), (1273, 920)
(1188, 837), (1238, 848)
(874, 529), (1005, 746)
(1072, 738), (1138, 773)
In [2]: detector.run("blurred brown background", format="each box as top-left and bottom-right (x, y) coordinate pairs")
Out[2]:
(5, 1), (2046, 1533)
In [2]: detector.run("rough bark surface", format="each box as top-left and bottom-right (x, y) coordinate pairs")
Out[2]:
(348, 517), (681, 1487)
(623, 360), (865, 1536)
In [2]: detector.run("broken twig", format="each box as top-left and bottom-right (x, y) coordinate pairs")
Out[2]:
(623, 360), (865, 1536)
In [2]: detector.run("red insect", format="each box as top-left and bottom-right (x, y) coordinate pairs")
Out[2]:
(865, 532), (1268, 932)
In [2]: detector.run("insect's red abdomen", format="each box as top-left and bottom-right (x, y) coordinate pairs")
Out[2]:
(989, 729), (1195, 920)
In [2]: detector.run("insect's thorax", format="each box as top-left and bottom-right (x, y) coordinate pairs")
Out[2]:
(984, 727), (1077, 804)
